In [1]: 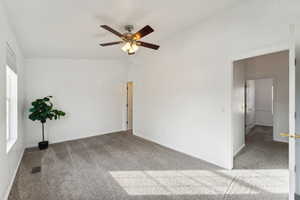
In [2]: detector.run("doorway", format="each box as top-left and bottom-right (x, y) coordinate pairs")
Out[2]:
(127, 82), (133, 132)
(231, 50), (290, 199)
(245, 78), (274, 137)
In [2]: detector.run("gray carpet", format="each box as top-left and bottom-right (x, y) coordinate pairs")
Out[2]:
(9, 129), (288, 200)
(234, 125), (288, 170)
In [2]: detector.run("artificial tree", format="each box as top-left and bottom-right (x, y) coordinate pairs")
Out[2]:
(29, 96), (65, 150)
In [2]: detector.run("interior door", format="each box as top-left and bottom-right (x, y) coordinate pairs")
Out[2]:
(294, 24), (300, 200)
(127, 82), (133, 130)
(245, 80), (255, 134)
(288, 24), (296, 200)
(277, 24), (298, 200)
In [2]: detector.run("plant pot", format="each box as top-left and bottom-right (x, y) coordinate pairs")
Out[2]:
(38, 141), (49, 150)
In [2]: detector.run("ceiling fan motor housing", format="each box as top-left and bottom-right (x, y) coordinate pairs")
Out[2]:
(125, 25), (134, 33)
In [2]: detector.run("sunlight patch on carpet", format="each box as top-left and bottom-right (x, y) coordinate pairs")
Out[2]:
(109, 169), (288, 196)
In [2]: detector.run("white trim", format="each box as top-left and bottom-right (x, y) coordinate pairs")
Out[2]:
(254, 122), (273, 127)
(274, 137), (289, 144)
(4, 149), (25, 200)
(232, 43), (289, 61)
(6, 139), (17, 154)
(245, 123), (255, 135)
(134, 131), (226, 169)
(255, 109), (273, 112)
(288, 24), (296, 200)
(227, 57), (234, 170)
(26, 130), (125, 148)
(229, 43), (289, 171)
(234, 144), (245, 157)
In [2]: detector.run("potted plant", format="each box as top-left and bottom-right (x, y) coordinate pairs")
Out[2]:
(29, 96), (66, 150)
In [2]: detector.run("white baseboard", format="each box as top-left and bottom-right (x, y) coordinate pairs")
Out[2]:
(26, 129), (125, 148)
(234, 144), (245, 156)
(134, 131), (228, 169)
(273, 136), (289, 143)
(254, 122), (273, 127)
(246, 123), (255, 135)
(4, 148), (25, 200)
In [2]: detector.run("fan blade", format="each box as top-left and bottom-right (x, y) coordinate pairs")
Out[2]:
(99, 41), (123, 47)
(134, 25), (154, 40)
(138, 41), (160, 50)
(100, 25), (123, 38)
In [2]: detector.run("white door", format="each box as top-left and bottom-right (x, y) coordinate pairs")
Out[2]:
(245, 80), (255, 134)
(127, 82), (133, 130)
(287, 25), (297, 200)
(293, 24), (300, 200)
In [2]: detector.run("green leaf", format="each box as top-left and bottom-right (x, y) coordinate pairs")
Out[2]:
(28, 96), (66, 123)
(29, 108), (37, 112)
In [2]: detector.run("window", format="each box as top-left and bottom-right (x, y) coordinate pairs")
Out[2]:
(6, 65), (18, 153)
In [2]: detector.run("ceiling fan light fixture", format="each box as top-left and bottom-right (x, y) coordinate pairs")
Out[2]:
(99, 25), (159, 55)
(121, 41), (139, 54)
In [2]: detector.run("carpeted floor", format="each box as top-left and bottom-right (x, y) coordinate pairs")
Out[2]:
(234, 125), (288, 170)
(9, 128), (288, 200)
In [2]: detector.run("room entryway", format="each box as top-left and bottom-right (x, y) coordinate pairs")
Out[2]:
(127, 82), (133, 132)
(245, 79), (274, 136)
(232, 50), (290, 199)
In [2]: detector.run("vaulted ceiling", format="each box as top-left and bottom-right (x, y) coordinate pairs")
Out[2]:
(3, 0), (238, 59)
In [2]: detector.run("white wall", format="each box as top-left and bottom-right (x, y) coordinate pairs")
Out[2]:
(128, 0), (289, 169)
(25, 59), (128, 147)
(0, 0), (298, 197)
(245, 51), (289, 143)
(245, 80), (255, 134)
(254, 79), (273, 126)
(0, 2), (26, 200)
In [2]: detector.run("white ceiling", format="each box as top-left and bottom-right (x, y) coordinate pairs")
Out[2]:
(3, 0), (238, 59)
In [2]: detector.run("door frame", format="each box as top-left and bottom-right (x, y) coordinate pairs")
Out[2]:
(245, 78), (275, 135)
(229, 35), (295, 199)
(126, 81), (133, 131)
(229, 44), (289, 169)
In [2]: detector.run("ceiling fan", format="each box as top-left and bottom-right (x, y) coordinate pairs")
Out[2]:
(99, 25), (160, 55)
